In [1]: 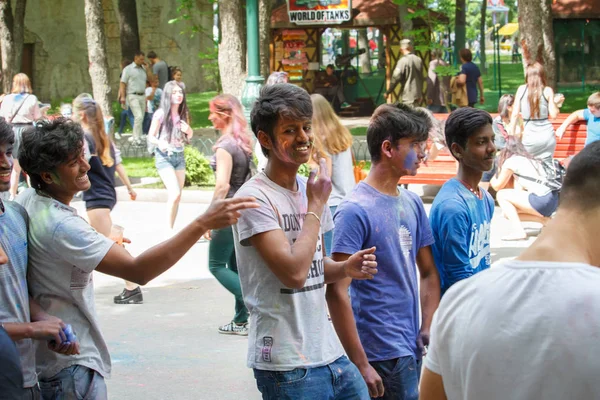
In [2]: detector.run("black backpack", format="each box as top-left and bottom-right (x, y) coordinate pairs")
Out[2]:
(514, 159), (566, 192)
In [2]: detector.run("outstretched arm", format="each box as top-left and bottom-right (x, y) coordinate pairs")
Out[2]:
(556, 110), (585, 139)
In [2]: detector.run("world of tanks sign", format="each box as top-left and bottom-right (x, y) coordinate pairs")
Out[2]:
(287, 0), (352, 25)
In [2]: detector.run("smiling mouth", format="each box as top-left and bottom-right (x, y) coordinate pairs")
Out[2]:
(76, 174), (89, 183)
(294, 145), (310, 152)
(0, 170), (10, 177)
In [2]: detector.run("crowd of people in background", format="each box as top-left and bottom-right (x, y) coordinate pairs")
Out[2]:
(1, 36), (600, 400)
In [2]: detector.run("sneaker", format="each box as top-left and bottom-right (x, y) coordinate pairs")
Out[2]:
(218, 321), (248, 336)
(114, 132), (122, 140)
(113, 287), (143, 304)
(341, 102), (352, 108)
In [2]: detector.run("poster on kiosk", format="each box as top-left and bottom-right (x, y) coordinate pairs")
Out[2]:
(286, 0), (353, 25)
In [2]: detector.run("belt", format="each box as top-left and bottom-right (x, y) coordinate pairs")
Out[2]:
(129, 92), (144, 96)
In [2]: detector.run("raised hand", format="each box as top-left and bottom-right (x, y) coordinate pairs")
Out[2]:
(200, 196), (260, 231)
(306, 158), (332, 214)
(343, 246), (377, 280)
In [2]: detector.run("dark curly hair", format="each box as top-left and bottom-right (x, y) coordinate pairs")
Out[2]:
(19, 118), (84, 190)
(0, 117), (14, 146)
(250, 83), (312, 157)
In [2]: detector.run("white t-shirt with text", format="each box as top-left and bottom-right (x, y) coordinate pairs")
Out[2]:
(233, 172), (343, 371)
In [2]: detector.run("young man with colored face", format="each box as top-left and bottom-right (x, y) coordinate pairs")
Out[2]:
(233, 83), (378, 399)
(429, 108), (496, 295)
(15, 119), (258, 398)
(420, 142), (600, 400)
(0, 118), (79, 400)
(327, 104), (441, 400)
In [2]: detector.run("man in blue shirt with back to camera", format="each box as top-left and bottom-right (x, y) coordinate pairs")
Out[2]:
(429, 108), (496, 296)
(328, 104), (441, 400)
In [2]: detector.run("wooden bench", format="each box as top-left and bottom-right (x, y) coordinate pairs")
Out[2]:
(399, 113), (588, 186)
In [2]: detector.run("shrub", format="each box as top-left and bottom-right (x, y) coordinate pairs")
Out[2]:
(184, 146), (214, 186)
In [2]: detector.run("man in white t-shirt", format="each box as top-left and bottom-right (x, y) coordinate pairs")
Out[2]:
(233, 83), (378, 399)
(16, 119), (259, 399)
(420, 141), (600, 400)
(0, 118), (78, 400)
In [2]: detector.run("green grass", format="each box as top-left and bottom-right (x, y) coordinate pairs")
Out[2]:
(121, 157), (158, 178)
(350, 126), (367, 136)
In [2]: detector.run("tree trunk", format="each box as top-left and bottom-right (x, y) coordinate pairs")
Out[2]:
(454, 0), (466, 63)
(398, 4), (413, 39)
(117, 0), (140, 61)
(84, 0), (112, 117)
(258, 0), (272, 79)
(357, 29), (371, 74)
(479, 0), (487, 73)
(0, 0), (16, 93)
(13, 0), (26, 77)
(218, 0), (246, 97)
(540, 0), (556, 88)
(518, 0), (555, 87)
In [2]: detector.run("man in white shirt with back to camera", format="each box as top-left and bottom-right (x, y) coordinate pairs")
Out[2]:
(420, 141), (600, 400)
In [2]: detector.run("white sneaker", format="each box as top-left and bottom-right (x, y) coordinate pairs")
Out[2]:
(218, 321), (248, 336)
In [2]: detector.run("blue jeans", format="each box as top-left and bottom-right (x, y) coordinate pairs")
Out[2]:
(118, 109), (134, 134)
(38, 365), (107, 400)
(254, 355), (369, 400)
(323, 205), (337, 257)
(369, 356), (422, 400)
(155, 149), (186, 171)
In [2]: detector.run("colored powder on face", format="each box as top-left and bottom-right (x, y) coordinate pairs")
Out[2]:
(403, 148), (418, 170)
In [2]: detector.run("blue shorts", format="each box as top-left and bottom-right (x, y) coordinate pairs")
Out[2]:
(85, 198), (116, 211)
(529, 191), (559, 217)
(155, 149), (185, 171)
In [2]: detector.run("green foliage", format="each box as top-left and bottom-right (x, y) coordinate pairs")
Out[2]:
(120, 157), (159, 178)
(171, 0), (221, 92)
(184, 146), (215, 187)
(297, 164), (311, 178)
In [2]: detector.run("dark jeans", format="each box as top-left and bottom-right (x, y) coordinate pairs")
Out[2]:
(369, 356), (422, 400)
(208, 226), (248, 324)
(118, 109), (134, 134)
(142, 112), (153, 135)
(254, 355), (369, 400)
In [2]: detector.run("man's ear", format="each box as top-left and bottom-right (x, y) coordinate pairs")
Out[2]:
(381, 139), (394, 159)
(450, 142), (463, 159)
(40, 171), (55, 185)
(258, 130), (272, 151)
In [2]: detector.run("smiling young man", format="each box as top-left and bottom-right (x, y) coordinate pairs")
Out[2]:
(429, 108), (495, 295)
(0, 118), (80, 400)
(233, 83), (378, 399)
(15, 119), (258, 398)
(327, 104), (441, 400)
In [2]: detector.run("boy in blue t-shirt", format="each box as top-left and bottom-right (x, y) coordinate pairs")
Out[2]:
(429, 108), (496, 295)
(328, 104), (441, 400)
(556, 92), (600, 146)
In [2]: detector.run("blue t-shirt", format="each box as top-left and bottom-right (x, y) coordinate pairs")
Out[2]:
(429, 178), (494, 295)
(460, 62), (481, 104)
(332, 182), (435, 361)
(583, 108), (600, 146)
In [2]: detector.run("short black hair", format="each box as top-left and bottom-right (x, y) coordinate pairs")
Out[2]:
(250, 84), (312, 157)
(0, 117), (14, 146)
(367, 103), (431, 163)
(134, 50), (145, 58)
(326, 64), (335, 70)
(147, 51), (157, 59)
(19, 119), (84, 190)
(445, 108), (493, 160)
(560, 141), (600, 210)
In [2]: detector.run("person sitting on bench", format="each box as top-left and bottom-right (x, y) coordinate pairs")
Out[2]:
(314, 64), (348, 109)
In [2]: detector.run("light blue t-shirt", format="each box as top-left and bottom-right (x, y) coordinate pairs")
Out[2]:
(583, 108), (600, 146)
(429, 178), (494, 295)
(332, 182), (435, 361)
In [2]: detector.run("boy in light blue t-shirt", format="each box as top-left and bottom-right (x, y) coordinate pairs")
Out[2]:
(328, 104), (441, 400)
(429, 108), (496, 295)
(556, 92), (600, 147)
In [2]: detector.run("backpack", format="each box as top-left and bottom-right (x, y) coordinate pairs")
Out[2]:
(514, 159), (566, 192)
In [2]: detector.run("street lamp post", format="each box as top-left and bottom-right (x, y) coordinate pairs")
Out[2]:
(241, 0), (264, 120)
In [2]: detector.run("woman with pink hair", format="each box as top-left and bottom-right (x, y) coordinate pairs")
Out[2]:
(206, 94), (253, 335)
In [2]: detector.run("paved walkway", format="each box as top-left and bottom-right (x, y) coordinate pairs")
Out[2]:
(72, 192), (539, 399)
